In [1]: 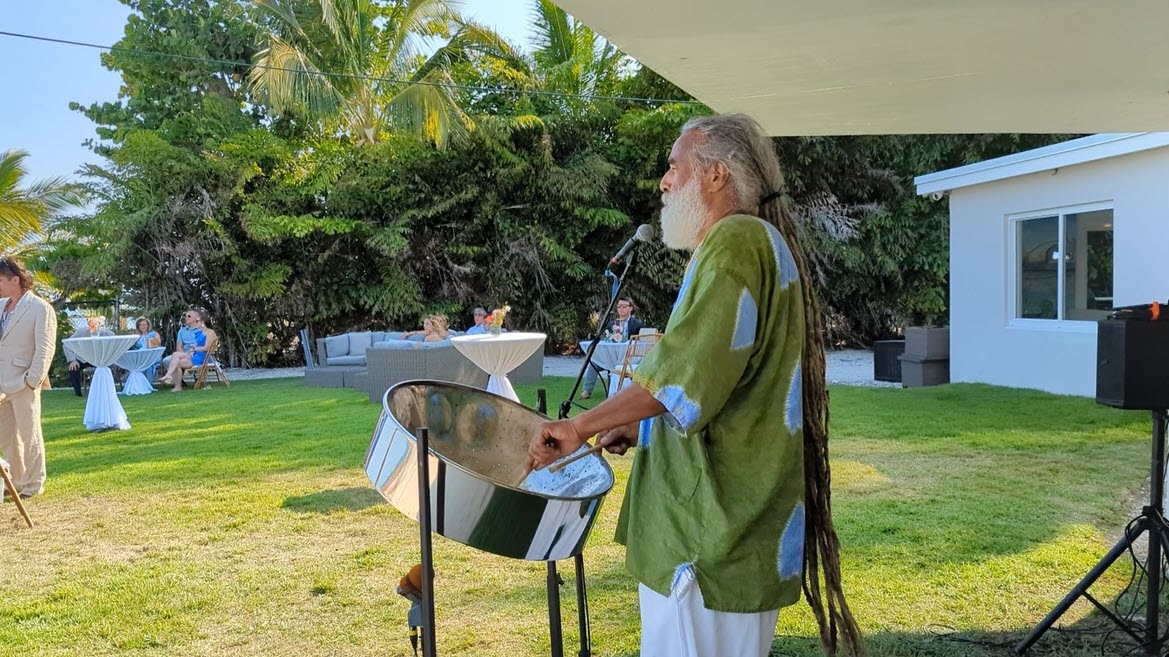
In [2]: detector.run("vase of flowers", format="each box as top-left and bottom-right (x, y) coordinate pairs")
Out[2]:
(485, 304), (510, 336)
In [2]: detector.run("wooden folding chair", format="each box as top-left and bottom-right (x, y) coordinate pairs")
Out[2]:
(182, 338), (231, 390)
(0, 459), (33, 528)
(615, 332), (663, 391)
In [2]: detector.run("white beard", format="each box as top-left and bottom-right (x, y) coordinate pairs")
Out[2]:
(660, 177), (709, 251)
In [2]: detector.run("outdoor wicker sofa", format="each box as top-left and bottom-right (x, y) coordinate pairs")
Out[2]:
(354, 342), (490, 402)
(306, 329), (543, 401)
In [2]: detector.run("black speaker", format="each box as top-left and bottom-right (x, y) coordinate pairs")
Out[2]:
(1096, 318), (1169, 409)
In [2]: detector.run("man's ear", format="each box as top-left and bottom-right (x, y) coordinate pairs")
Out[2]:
(706, 161), (732, 193)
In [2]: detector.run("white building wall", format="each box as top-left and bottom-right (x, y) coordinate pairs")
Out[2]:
(948, 147), (1169, 396)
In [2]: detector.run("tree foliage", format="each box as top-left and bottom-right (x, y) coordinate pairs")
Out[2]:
(36, 0), (1079, 363)
(0, 150), (84, 258)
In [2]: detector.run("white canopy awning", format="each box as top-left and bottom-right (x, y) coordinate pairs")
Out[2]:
(554, 0), (1169, 135)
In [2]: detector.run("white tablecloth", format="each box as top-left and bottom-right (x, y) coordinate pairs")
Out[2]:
(579, 340), (629, 372)
(62, 335), (141, 431)
(116, 347), (165, 396)
(580, 340), (634, 395)
(451, 332), (547, 402)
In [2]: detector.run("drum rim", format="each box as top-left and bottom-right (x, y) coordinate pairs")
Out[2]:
(381, 379), (616, 501)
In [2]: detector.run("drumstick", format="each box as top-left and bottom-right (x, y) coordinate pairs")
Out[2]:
(548, 443), (605, 473)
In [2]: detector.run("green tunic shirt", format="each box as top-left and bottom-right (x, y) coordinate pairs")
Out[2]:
(615, 214), (806, 613)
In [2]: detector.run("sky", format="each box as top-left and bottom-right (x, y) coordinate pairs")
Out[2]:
(0, 0), (536, 186)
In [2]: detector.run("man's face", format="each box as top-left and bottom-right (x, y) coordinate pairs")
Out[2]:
(616, 301), (632, 320)
(473, 310), (486, 326)
(0, 274), (19, 300)
(183, 311), (198, 327)
(659, 131), (711, 251)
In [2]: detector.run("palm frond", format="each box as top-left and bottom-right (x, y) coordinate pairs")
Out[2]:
(386, 68), (471, 148)
(531, 0), (576, 68)
(251, 35), (343, 116)
(384, 0), (458, 70)
(0, 149), (84, 251)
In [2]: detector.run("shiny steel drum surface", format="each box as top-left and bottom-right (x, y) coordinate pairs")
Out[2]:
(364, 381), (615, 561)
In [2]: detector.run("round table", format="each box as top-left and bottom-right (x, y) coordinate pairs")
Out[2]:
(451, 332), (547, 402)
(61, 335), (141, 431)
(579, 340), (632, 396)
(116, 346), (166, 396)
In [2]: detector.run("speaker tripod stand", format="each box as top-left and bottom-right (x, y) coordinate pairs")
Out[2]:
(1016, 409), (1169, 656)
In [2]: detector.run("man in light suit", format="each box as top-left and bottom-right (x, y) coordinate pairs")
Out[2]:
(0, 257), (57, 499)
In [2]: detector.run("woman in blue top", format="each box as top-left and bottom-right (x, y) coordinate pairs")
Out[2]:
(134, 317), (162, 350)
(160, 310), (217, 392)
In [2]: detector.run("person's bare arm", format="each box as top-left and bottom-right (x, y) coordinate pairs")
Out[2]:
(526, 383), (665, 471)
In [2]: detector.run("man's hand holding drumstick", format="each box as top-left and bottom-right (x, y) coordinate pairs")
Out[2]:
(525, 383), (666, 475)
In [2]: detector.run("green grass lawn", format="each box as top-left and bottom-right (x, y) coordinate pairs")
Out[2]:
(0, 378), (1158, 656)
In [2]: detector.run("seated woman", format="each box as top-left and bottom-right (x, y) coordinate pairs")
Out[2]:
(133, 316), (164, 376)
(134, 317), (162, 349)
(160, 311), (218, 391)
(402, 314), (450, 344)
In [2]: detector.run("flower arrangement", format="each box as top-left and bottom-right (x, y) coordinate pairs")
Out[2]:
(484, 304), (510, 335)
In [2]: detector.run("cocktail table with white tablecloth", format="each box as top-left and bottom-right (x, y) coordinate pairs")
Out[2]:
(61, 335), (141, 431)
(451, 332), (547, 402)
(115, 346), (166, 396)
(579, 340), (631, 396)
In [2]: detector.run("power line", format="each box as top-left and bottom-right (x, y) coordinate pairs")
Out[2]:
(0, 29), (702, 106)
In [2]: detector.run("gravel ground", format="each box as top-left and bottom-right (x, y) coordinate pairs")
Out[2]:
(226, 348), (896, 387)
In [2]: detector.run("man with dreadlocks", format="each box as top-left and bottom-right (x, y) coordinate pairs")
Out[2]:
(527, 113), (862, 657)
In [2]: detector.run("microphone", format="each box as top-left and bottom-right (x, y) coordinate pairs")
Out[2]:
(608, 224), (655, 270)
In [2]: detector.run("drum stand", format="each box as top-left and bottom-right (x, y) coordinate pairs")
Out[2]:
(560, 256), (634, 420)
(1016, 409), (1169, 656)
(411, 389), (595, 657)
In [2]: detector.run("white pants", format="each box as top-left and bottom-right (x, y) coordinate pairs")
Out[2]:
(639, 567), (780, 657)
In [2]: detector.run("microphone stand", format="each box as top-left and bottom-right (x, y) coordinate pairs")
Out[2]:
(559, 255), (635, 421)
(553, 255), (635, 657)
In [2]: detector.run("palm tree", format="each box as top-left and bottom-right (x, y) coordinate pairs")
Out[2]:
(249, 0), (518, 147)
(0, 149), (83, 256)
(529, 0), (625, 104)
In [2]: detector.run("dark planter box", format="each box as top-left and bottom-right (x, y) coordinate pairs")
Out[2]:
(873, 340), (906, 382)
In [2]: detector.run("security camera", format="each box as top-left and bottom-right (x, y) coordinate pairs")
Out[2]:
(929, 191), (945, 201)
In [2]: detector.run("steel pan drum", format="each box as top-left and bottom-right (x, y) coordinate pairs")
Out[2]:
(365, 381), (615, 561)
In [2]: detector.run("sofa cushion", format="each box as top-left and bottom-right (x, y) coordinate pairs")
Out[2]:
(374, 339), (418, 350)
(326, 354), (367, 366)
(349, 331), (373, 354)
(324, 335), (349, 358)
(406, 333), (426, 342)
(370, 331), (388, 344)
(385, 331), (406, 340)
(417, 339), (452, 349)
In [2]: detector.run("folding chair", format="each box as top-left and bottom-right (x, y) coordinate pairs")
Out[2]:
(80, 366), (95, 395)
(182, 338), (231, 389)
(0, 459), (33, 528)
(614, 332), (663, 391)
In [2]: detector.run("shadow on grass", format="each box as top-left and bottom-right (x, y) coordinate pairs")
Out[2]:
(282, 486), (384, 514)
(765, 619), (1161, 657)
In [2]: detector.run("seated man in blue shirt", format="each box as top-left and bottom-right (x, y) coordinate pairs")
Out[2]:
(161, 309), (202, 374)
(465, 307), (488, 335)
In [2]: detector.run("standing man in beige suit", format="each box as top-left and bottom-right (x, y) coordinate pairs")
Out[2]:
(0, 257), (57, 499)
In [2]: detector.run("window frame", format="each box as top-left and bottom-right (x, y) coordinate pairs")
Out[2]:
(1006, 201), (1113, 332)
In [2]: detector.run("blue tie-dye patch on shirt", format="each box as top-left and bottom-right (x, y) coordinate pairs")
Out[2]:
(777, 501), (805, 580)
(616, 215), (806, 614)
